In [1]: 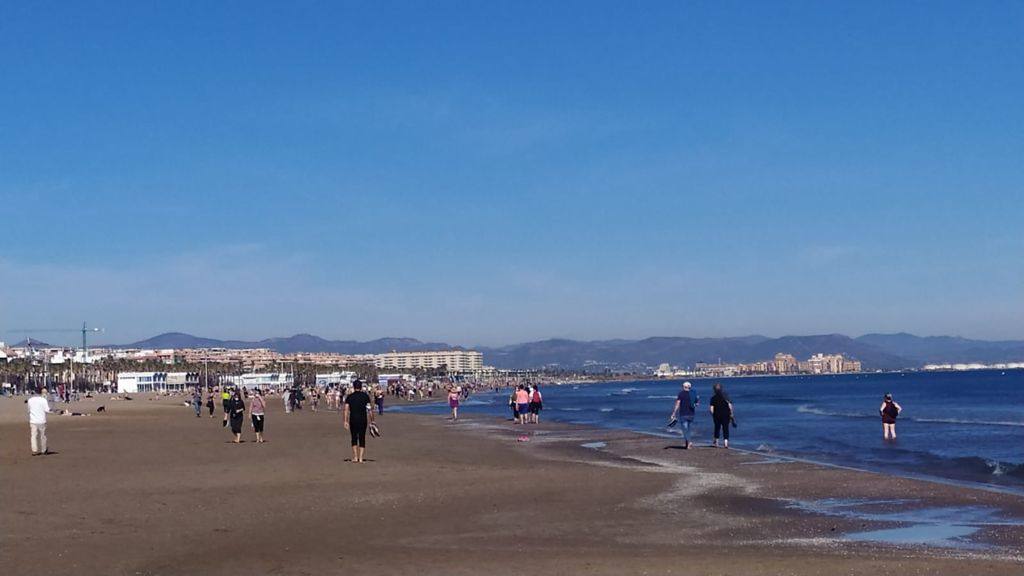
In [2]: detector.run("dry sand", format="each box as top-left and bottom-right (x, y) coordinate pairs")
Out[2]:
(2, 393), (1022, 575)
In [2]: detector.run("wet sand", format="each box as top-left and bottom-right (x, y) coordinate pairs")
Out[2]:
(2, 393), (1022, 575)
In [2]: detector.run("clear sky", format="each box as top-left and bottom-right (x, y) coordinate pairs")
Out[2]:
(1, 1), (1022, 347)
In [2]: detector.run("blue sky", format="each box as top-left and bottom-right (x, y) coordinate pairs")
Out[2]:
(1, 1), (1022, 346)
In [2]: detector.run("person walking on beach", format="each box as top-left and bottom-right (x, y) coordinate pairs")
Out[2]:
(529, 385), (543, 424)
(343, 379), (374, 463)
(515, 385), (530, 424)
(221, 388), (231, 427)
(709, 383), (733, 449)
(669, 381), (700, 449)
(448, 386), (460, 421)
(509, 388), (519, 422)
(880, 393), (902, 440)
(191, 387), (203, 418)
(28, 387), (53, 455)
(227, 388), (246, 443)
(206, 391), (215, 417)
(250, 388), (266, 443)
(375, 385), (385, 415)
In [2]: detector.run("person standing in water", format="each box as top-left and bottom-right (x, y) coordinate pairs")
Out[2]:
(227, 388), (246, 443)
(529, 385), (543, 424)
(250, 388), (266, 443)
(343, 380), (375, 463)
(709, 383), (733, 449)
(880, 393), (902, 440)
(669, 381), (700, 449)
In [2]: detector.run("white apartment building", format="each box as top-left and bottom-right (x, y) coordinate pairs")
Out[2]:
(374, 350), (483, 373)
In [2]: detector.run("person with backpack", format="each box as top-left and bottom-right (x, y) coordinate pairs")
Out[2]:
(669, 381), (700, 449)
(529, 385), (543, 424)
(879, 393), (902, 440)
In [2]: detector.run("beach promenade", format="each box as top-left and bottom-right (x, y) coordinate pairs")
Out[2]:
(2, 394), (1022, 575)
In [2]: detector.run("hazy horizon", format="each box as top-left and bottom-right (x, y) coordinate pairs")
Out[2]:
(2, 3), (1022, 346)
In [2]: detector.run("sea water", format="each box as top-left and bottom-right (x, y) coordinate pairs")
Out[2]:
(393, 370), (1024, 494)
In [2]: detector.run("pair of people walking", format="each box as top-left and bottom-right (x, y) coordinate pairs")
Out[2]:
(668, 381), (734, 448)
(222, 388), (266, 443)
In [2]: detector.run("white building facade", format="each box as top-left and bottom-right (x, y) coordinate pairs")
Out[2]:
(374, 350), (483, 373)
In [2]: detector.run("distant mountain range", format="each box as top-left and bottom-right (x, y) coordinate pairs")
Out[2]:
(114, 331), (1024, 371)
(124, 332), (461, 355)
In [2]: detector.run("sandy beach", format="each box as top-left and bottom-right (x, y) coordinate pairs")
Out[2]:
(2, 393), (1022, 575)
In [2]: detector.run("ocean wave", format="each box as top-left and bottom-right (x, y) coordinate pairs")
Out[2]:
(599, 407), (615, 413)
(911, 417), (1024, 428)
(646, 395), (677, 399)
(796, 404), (872, 419)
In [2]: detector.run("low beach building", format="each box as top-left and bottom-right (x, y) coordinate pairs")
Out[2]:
(117, 371), (199, 393)
(222, 372), (294, 389)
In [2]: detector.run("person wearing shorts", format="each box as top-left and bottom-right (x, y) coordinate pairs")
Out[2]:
(515, 385), (530, 424)
(344, 380), (375, 463)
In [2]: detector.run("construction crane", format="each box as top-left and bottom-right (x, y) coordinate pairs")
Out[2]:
(7, 322), (105, 362)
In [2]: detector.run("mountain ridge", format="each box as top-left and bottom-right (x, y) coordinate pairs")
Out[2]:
(108, 332), (1024, 371)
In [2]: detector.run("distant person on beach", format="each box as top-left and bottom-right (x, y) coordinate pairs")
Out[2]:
(375, 386), (385, 415)
(250, 388), (266, 443)
(191, 388), (203, 418)
(206, 392), (215, 417)
(343, 379), (375, 463)
(529, 385), (543, 424)
(709, 383), (733, 449)
(509, 389), (519, 422)
(448, 387), (460, 421)
(228, 389), (246, 443)
(221, 389), (231, 426)
(27, 387), (53, 455)
(670, 381), (700, 449)
(515, 385), (530, 424)
(880, 393), (902, 440)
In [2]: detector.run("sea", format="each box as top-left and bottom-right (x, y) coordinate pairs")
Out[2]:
(393, 370), (1024, 495)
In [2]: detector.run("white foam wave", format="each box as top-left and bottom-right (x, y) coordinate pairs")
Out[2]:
(912, 417), (1024, 428)
(796, 404), (868, 418)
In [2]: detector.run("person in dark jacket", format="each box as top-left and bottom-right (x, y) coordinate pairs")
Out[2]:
(709, 383), (733, 449)
(228, 388), (246, 443)
(879, 393), (902, 440)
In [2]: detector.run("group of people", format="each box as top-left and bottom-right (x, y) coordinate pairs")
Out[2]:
(668, 381), (734, 449)
(207, 380), (377, 462)
(667, 381), (904, 448)
(509, 384), (543, 424)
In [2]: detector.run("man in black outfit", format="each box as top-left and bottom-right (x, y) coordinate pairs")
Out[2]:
(343, 380), (375, 463)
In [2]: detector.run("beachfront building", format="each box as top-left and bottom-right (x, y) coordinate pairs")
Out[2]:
(222, 372), (294, 389)
(117, 371), (200, 393)
(315, 371), (358, 386)
(374, 350), (484, 373)
(773, 353), (799, 374)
